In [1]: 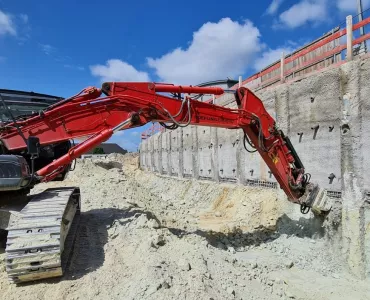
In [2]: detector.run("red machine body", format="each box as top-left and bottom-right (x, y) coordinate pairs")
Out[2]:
(0, 82), (309, 203)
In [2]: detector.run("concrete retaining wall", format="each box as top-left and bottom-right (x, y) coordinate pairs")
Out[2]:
(139, 57), (370, 279)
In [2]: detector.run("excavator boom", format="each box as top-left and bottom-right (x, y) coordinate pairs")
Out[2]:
(0, 82), (331, 211)
(0, 81), (332, 282)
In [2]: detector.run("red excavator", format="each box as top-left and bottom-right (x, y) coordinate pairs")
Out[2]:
(0, 82), (331, 283)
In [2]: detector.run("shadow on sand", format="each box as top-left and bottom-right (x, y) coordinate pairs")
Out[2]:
(1, 203), (331, 286)
(0, 206), (157, 286)
(167, 212), (328, 250)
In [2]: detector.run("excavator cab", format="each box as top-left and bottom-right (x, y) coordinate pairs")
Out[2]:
(0, 89), (72, 184)
(0, 89), (63, 123)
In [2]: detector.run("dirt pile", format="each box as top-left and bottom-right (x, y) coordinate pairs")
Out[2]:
(0, 153), (369, 300)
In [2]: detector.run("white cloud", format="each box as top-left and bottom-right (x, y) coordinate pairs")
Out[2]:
(266, 0), (284, 15)
(277, 0), (328, 29)
(19, 14), (28, 24)
(147, 17), (263, 85)
(131, 131), (140, 137)
(90, 59), (150, 82)
(254, 46), (295, 71)
(337, 0), (370, 12)
(39, 44), (84, 71)
(55, 55), (72, 62)
(0, 10), (16, 36)
(64, 64), (85, 71)
(115, 130), (125, 136)
(39, 43), (56, 55)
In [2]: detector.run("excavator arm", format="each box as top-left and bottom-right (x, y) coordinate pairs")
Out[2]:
(0, 82), (331, 213)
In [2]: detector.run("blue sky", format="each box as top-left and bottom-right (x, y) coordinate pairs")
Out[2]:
(0, 0), (367, 151)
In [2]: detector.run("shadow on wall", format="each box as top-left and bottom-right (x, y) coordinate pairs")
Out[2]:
(0, 230), (6, 250)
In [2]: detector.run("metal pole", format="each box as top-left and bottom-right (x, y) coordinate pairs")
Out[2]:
(347, 15), (354, 61)
(357, 0), (367, 53)
(113, 116), (133, 132)
(280, 52), (285, 83)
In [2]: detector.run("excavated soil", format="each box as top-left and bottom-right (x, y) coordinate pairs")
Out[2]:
(0, 153), (369, 300)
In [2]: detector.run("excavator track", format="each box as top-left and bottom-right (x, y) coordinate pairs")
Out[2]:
(5, 187), (81, 283)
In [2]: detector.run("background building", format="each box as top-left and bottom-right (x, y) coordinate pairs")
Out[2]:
(85, 143), (128, 155)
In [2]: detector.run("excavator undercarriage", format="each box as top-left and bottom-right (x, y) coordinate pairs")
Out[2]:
(3, 187), (80, 283)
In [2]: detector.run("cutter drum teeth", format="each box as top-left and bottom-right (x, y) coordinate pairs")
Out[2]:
(5, 187), (81, 283)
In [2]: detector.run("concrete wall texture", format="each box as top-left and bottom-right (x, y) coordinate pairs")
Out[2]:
(139, 57), (370, 279)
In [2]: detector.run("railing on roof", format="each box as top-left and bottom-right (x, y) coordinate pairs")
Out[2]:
(206, 14), (370, 103)
(141, 122), (165, 140)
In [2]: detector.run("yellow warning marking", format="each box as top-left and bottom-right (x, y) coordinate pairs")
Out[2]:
(271, 154), (279, 164)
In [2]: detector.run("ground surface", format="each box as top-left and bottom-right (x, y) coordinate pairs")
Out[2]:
(0, 153), (369, 300)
